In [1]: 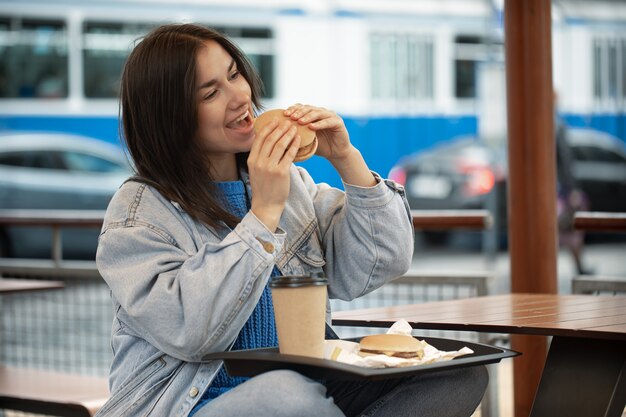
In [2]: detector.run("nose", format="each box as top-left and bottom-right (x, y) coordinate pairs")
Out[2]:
(227, 80), (251, 111)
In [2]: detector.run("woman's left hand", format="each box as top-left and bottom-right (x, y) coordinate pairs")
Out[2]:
(285, 104), (377, 187)
(284, 104), (353, 162)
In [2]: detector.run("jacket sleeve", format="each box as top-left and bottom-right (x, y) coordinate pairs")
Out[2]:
(297, 168), (414, 301)
(97, 198), (284, 362)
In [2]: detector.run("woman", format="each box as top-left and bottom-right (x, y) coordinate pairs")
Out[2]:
(554, 110), (590, 275)
(95, 23), (487, 417)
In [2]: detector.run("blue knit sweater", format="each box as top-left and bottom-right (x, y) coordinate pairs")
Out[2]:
(190, 181), (280, 414)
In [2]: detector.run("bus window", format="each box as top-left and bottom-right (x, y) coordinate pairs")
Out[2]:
(83, 21), (157, 98)
(62, 151), (128, 173)
(454, 35), (482, 99)
(82, 22), (275, 99)
(623, 39), (626, 99)
(370, 32), (434, 101)
(454, 35), (503, 99)
(593, 36), (626, 103)
(245, 53), (274, 99)
(0, 16), (68, 99)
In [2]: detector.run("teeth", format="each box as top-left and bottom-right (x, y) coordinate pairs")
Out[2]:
(234, 111), (248, 123)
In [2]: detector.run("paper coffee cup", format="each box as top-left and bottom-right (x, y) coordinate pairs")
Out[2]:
(270, 274), (328, 358)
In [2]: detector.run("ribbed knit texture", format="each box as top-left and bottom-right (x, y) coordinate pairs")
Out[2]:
(190, 181), (280, 414)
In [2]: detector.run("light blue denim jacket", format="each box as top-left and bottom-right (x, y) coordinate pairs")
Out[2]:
(95, 165), (413, 417)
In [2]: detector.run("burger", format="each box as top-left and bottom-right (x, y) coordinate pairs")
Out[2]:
(358, 334), (426, 359)
(253, 109), (318, 162)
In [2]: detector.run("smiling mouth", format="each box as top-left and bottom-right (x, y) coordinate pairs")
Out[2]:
(227, 110), (253, 130)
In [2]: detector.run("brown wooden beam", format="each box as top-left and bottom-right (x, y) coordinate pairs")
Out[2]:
(573, 211), (626, 232)
(411, 210), (493, 230)
(0, 209), (105, 228)
(504, 0), (558, 416)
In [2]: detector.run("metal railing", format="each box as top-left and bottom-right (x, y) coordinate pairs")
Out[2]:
(0, 210), (111, 382)
(1, 278), (113, 377)
(0, 209), (104, 279)
(330, 273), (491, 339)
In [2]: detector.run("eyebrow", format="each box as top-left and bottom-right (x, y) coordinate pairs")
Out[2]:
(197, 59), (236, 91)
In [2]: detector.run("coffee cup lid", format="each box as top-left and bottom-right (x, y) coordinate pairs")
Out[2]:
(269, 274), (328, 288)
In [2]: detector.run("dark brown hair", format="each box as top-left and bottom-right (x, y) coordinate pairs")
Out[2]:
(120, 23), (263, 229)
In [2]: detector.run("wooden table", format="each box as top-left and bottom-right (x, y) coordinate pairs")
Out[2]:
(333, 293), (626, 417)
(0, 278), (64, 294)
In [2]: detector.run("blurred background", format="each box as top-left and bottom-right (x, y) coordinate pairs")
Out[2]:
(0, 1), (625, 416)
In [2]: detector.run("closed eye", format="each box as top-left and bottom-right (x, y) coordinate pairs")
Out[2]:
(203, 90), (218, 101)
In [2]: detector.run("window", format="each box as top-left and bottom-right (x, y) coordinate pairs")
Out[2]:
(62, 151), (127, 173)
(370, 32), (434, 101)
(0, 151), (64, 169)
(454, 35), (503, 99)
(83, 21), (157, 98)
(455, 60), (476, 98)
(0, 16), (68, 98)
(572, 145), (625, 164)
(82, 22), (275, 99)
(592, 37), (626, 102)
(0, 152), (27, 167)
(455, 35), (482, 99)
(246, 53), (274, 98)
(623, 40), (626, 99)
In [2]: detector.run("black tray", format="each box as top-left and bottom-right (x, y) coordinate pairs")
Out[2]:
(203, 336), (519, 380)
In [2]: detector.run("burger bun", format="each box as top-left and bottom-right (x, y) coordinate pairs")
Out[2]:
(358, 334), (426, 359)
(253, 109), (318, 162)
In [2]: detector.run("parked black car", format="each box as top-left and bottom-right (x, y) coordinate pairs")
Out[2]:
(567, 128), (626, 212)
(389, 128), (626, 244)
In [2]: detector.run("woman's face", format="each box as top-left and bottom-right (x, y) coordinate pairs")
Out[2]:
(194, 40), (255, 165)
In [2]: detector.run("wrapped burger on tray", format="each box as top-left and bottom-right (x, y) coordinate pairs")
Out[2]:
(324, 319), (474, 368)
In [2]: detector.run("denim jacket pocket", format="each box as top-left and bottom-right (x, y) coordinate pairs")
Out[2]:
(292, 224), (326, 275)
(96, 356), (168, 417)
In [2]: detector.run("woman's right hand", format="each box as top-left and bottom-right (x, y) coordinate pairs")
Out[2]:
(247, 118), (301, 232)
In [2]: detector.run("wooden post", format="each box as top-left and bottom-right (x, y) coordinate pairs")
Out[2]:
(504, 0), (558, 416)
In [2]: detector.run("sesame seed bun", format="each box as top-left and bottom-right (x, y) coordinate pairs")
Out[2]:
(253, 109), (318, 162)
(358, 334), (426, 359)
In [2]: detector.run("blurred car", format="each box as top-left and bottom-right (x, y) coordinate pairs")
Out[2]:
(567, 128), (626, 212)
(0, 132), (132, 259)
(389, 128), (626, 244)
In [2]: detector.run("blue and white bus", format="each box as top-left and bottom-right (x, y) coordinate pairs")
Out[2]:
(1, 0), (625, 188)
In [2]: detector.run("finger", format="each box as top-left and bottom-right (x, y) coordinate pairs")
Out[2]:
(288, 105), (317, 122)
(284, 104), (303, 116)
(250, 118), (279, 157)
(266, 124), (298, 165)
(278, 134), (301, 167)
(305, 114), (342, 131)
(258, 120), (295, 160)
(292, 107), (333, 125)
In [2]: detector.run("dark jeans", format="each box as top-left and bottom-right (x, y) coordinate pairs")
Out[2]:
(325, 365), (489, 417)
